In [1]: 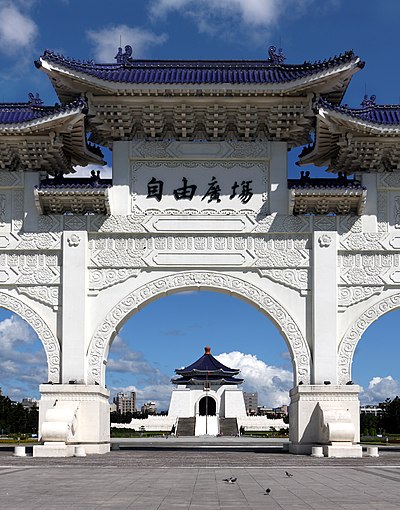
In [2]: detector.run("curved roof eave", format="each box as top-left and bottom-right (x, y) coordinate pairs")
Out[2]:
(317, 106), (400, 135)
(0, 107), (84, 133)
(298, 106), (400, 168)
(38, 55), (363, 104)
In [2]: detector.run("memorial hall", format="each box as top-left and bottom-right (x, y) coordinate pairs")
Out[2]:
(1, 44), (399, 457)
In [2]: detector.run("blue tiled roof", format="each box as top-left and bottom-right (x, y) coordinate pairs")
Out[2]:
(38, 49), (362, 85)
(172, 375), (244, 385)
(318, 98), (400, 125)
(175, 347), (238, 376)
(0, 98), (87, 125)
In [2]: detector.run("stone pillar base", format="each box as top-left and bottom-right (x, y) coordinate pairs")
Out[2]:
(323, 443), (362, 458)
(289, 384), (361, 457)
(33, 442), (75, 458)
(37, 384), (110, 456)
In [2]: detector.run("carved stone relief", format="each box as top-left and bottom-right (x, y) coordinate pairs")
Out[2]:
(339, 253), (400, 285)
(338, 216), (362, 235)
(259, 268), (309, 292)
(338, 293), (400, 384)
(88, 234), (310, 270)
(0, 253), (60, 284)
(87, 271), (310, 385)
(0, 171), (23, 187)
(130, 140), (270, 160)
(0, 291), (60, 382)
(89, 212), (147, 234)
(338, 286), (384, 308)
(89, 268), (140, 292)
(253, 236), (309, 267)
(379, 173), (400, 188)
(340, 232), (385, 251)
(17, 286), (59, 308)
(16, 232), (61, 250)
(37, 215), (62, 233)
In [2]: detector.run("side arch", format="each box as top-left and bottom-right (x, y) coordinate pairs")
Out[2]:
(87, 271), (310, 386)
(338, 292), (400, 384)
(0, 292), (60, 383)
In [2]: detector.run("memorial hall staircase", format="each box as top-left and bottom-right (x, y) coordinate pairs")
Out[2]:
(176, 417), (196, 436)
(219, 418), (238, 436)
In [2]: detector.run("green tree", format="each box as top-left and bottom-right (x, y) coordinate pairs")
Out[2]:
(383, 396), (400, 434)
(360, 412), (382, 436)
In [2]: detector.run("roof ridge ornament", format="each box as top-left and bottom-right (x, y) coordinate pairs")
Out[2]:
(28, 92), (43, 106)
(267, 45), (286, 65)
(115, 44), (133, 65)
(361, 94), (377, 108)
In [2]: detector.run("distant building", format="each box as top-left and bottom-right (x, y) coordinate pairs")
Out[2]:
(113, 391), (136, 414)
(20, 398), (38, 410)
(141, 401), (157, 415)
(360, 405), (383, 416)
(243, 392), (258, 415)
(109, 402), (117, 413)
(257, 405), (288, 418)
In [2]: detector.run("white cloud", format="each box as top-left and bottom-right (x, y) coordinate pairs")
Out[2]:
(360, 375), (400, 405)
(151, 0), (283, 26)
(216, 351), (292, 407)
(149, 0), (316, 40)
(0, 2), (38, 54)
(108, 339), (171, 388)
(0, 315), (35, 352)
(86, 25), (167, 62)
(0, 314), (46, 400)
(72, 164), (112, 179)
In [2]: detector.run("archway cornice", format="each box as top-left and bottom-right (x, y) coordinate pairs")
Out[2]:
(338, 292), (400, 384)
(0, 292), (60, 382)
(87, 271), (310, 386)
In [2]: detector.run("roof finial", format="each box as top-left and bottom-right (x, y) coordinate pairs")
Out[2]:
(267, 45), (285, 65)
(204, 346), (211, 354)
(361, 94), (377, 107)
(115, 44), (133, 65)
(28, 92), (43, 106)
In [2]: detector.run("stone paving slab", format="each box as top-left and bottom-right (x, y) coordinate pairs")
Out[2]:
(0, 450), (400, 509)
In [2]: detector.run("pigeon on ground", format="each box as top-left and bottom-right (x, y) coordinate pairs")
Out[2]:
(265, 488), (271, 495)
(285, 471), (293, 477)
(223, 477), (237, 483)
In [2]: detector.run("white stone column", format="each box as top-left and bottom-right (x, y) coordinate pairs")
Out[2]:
(312, 231), (338, 384)
(23, 171), (40, 231)
(269, 142), (288, 214)
(61, 231), (87, 383)
(109, 141), (131, 215)
(361, 173), (378, 232)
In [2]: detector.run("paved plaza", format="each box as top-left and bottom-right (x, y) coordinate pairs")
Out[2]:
(1, 445), (400, 509)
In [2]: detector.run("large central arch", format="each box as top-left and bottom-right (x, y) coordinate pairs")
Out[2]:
(0, 292), (60, 382)
(87, 271), (310, 386)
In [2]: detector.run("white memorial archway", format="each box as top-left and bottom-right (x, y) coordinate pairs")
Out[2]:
(0, 45), (399, 457)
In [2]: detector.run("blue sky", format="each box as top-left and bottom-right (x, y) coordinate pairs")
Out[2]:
(0, 0), (400, 409)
